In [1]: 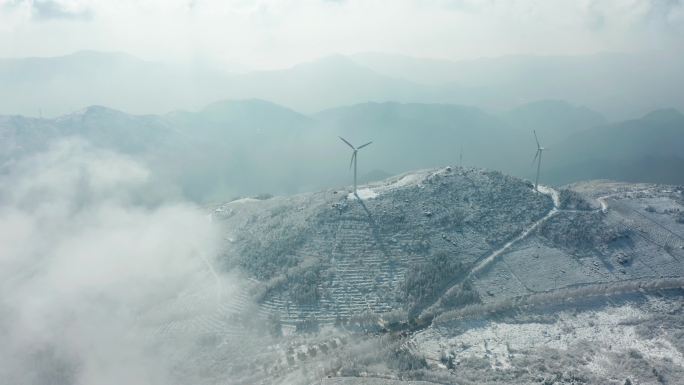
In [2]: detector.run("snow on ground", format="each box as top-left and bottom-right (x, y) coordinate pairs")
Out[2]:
(213, 197), (261, 215)
(347, 170), (428, 200)
(413, 299), (684, 374)
(227, 197), (260, 204)
(322, 378), (438, 385)
(372, 172), (426, 193)
(348, 188), (379, 200)
(456, 186), (559, 284)
(383, 173), (425, 190)
(537, 184), (560, 208)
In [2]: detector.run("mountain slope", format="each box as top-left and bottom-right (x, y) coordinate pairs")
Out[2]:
(215, 167), (552, 323)
(0, 105), (170, 157)
(545, 108), (684, 184)
(0, 51), (480, 117)
(351, 51), (684, 118)
(222, 55), (472, 113)
(501, 99), (606, 145)
(315, 102), (525, 174)
(0, 99), (316, 201)
(161, 99), (317, 200)
(0, 51), (235, 117)
(5, 50), (684, 119)
(3, 100), (683, 201)
(167, 98), (313, 138)
(157, 171), (684, 384)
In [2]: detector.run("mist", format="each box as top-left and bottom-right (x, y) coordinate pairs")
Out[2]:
(3, 0), (683, 69)
(0, 139), (249, 384)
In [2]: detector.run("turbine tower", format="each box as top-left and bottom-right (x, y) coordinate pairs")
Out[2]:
(532, 130), (545, 191)
(339, 136), (372, 196)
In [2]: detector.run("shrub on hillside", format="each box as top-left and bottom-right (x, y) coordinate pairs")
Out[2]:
(559, 189), (593, 211)
(402, 251), (467, 306)
(676, 211), (684, 224)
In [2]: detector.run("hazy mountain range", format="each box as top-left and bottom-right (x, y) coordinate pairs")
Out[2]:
(2, 50), (683, 119)
(1, 98), (682, 202)
(544, 108), (684, 185)
(2, 52), (683, 385)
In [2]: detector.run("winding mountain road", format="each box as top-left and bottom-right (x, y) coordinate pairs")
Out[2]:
(469, 186), (559, 278)
(421, 185), (560, 318)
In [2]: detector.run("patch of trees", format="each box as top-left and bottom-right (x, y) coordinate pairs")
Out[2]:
(402, 251), (467, 309)
(295, 317), (320, 333)
(559, 189), (593, 210)
(538, 211), (624, 252)
(676, 211), (684, 224)
(248, 255), (323, 306)
(267, 313), (282, 337)
(635, 298), (684, 353)
(441, 280), (481, 309)
(289, 268), (321, 305)
(433, 207), (467, 229)
(236, 215), (309, 279)
(435, 277), (684, 325)
(343, 311), (385, 333)
(385, 347), (428, 371)
(410, 338), (678, 385)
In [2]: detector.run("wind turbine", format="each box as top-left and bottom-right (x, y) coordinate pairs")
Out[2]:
(339, 136), (372, 196)
(532, 130), (545, 191)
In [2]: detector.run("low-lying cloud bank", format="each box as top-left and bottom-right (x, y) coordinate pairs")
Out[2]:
(0, 139), (233, 384)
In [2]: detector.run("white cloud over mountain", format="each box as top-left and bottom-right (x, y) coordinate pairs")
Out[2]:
(1, 0), (682, 69)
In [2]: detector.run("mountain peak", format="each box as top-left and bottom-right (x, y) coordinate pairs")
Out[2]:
(203, 98), (284, 111)
(200, 98), (306, 117)
(72, 105), (127, 117)
(641, 108), (684, 122)
(507, 99), (603, 117)
(296, 54), (359, 67)
(189, 99), (312, 127)
(288, 54), (379, 76)
(51, 105), (132, 123)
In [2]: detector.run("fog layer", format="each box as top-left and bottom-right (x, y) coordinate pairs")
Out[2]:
(0, 139), (233, 384)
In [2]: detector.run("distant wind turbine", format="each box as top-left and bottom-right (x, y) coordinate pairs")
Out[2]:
(339, 136), (372, 196)
(532, 130), (545, 191)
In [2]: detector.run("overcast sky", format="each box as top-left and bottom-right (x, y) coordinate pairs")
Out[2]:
(1, 0), (683, 69)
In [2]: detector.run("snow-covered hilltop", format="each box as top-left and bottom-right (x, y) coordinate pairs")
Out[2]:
(215, 169), (684, 327)
(144, 168), (684, 384)
(214, 167), (552, 325)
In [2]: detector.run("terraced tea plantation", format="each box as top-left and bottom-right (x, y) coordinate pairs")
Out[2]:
(148, 172), (684, 385)
(214, 167), (551, 327)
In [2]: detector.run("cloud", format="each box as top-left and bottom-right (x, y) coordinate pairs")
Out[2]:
(0, 0), (683, 68)
(31, 0), (93, 20)
(1, 0), (92, 21)
(0, 138), (239, 384)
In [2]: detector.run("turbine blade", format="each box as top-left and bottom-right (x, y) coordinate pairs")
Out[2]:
(533, 130), (540, 148)
(357, 141), (373, 149)
(349, 152), (356, 169)
(339, 136), (355, 150)
(532, 149), (540, 165)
